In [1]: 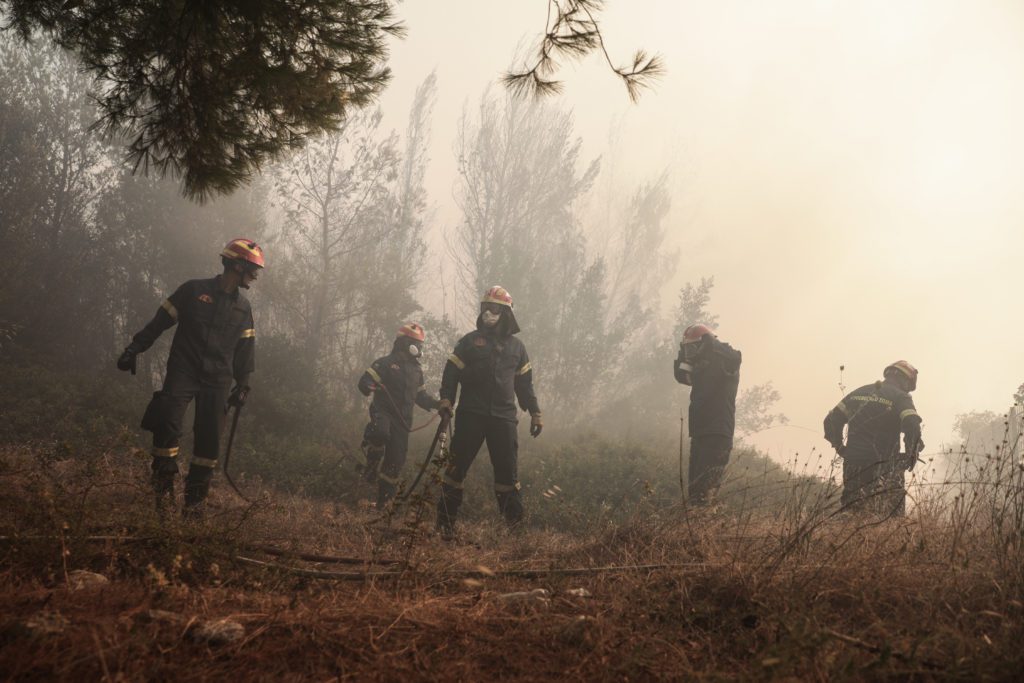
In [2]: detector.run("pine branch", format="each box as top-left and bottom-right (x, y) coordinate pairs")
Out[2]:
(505, 0), (662, 102)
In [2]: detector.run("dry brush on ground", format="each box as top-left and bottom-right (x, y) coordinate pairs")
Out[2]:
(1, 443), (1022, 681)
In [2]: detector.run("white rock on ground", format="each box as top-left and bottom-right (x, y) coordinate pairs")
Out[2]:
(67, 570), (109, 591)
(187, 618), (245, 645)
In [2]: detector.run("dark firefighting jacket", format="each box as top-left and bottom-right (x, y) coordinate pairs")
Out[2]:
(130, 276), (255, 384)
(823, 380), (922, 462)
(358, 341), (438, 426)
(440, 323), (540, 422)
(676, 337), (742, 438)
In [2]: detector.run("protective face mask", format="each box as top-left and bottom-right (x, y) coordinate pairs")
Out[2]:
(481, 310), (501, 327)
(408, 344), (421, 357)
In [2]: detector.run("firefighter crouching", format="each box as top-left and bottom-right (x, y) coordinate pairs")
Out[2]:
(357, 322), (440, 508)
(823, 360), (924, 516)
(436, 286), (542, 537)
(117, 239), (264, 517)
(673, 324), (742, 505)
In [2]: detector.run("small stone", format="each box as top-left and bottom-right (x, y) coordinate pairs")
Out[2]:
(565, 588), (592, 598)
(67, 570), (109, 591)
(187, 618), (245, 645)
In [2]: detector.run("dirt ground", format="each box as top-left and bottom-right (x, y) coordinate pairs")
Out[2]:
(1, 447), (1022, 681)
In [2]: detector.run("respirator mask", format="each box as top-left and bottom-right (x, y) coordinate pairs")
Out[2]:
(481, 303), (503, 328)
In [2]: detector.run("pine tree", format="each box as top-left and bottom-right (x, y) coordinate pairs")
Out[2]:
(2, 0), (402, 200)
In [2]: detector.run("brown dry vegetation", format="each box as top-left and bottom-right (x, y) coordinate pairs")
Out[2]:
(1, 442), (1023, 682)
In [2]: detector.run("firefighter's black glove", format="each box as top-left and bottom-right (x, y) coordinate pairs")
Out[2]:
(530, 412), (543, 438)
(117, 347), (138, 375)
(906, 439), (924, 471)
(228, 385), (250, 408)
(437, 399), (453, 419)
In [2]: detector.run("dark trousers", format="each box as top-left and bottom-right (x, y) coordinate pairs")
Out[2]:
(842, 455), (905, 516)
(437, 411), (522, 532)
(361, 410), (410, 507)
(142, 369), (230, 509)
(688, 434), (733, 504)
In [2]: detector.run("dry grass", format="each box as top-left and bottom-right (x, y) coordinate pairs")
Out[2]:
(1, 442), (1022, 681)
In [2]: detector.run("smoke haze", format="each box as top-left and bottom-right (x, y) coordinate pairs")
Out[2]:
(377, 0), (1024, 457)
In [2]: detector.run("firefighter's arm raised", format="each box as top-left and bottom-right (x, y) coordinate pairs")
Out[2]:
(705, 338), (742, 375)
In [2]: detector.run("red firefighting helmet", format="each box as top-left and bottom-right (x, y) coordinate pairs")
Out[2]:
(397, 322), (425, 342)
(682, 323), (715, 344)
(221, 238), (265, 269)
(481, 286), (514, 308)
(884, 360), (918, 391)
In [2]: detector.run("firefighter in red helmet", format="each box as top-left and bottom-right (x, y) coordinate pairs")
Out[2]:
(117, 239), (264, 517)
(823, 361), (924, 516)
(673, 323), (742, 505)
(436, 286), (542, 537)
(357, 322), (440, 508)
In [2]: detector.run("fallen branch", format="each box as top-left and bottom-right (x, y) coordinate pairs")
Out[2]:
(243, 543), (404, 566)
(234, 556), (715, 581)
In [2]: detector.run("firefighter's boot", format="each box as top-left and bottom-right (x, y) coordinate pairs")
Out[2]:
(436, 482), (464, 539)
(377, 468), (400, 509)
(183, 463), (214, 520)
(495, 484), (524, 528)
(150, 455), (179, 516)
(362, 442), (384, 484)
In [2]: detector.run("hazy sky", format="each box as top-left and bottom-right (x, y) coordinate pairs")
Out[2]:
(372, 1), (1024, 458)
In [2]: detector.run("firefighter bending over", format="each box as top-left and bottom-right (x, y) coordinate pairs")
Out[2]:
(357, 322), (440, 508)
(823, 361), (924, 516)
(117, 239), (264, 517)
(436, 286), (542, 537)
(674, 324), (742, 505)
